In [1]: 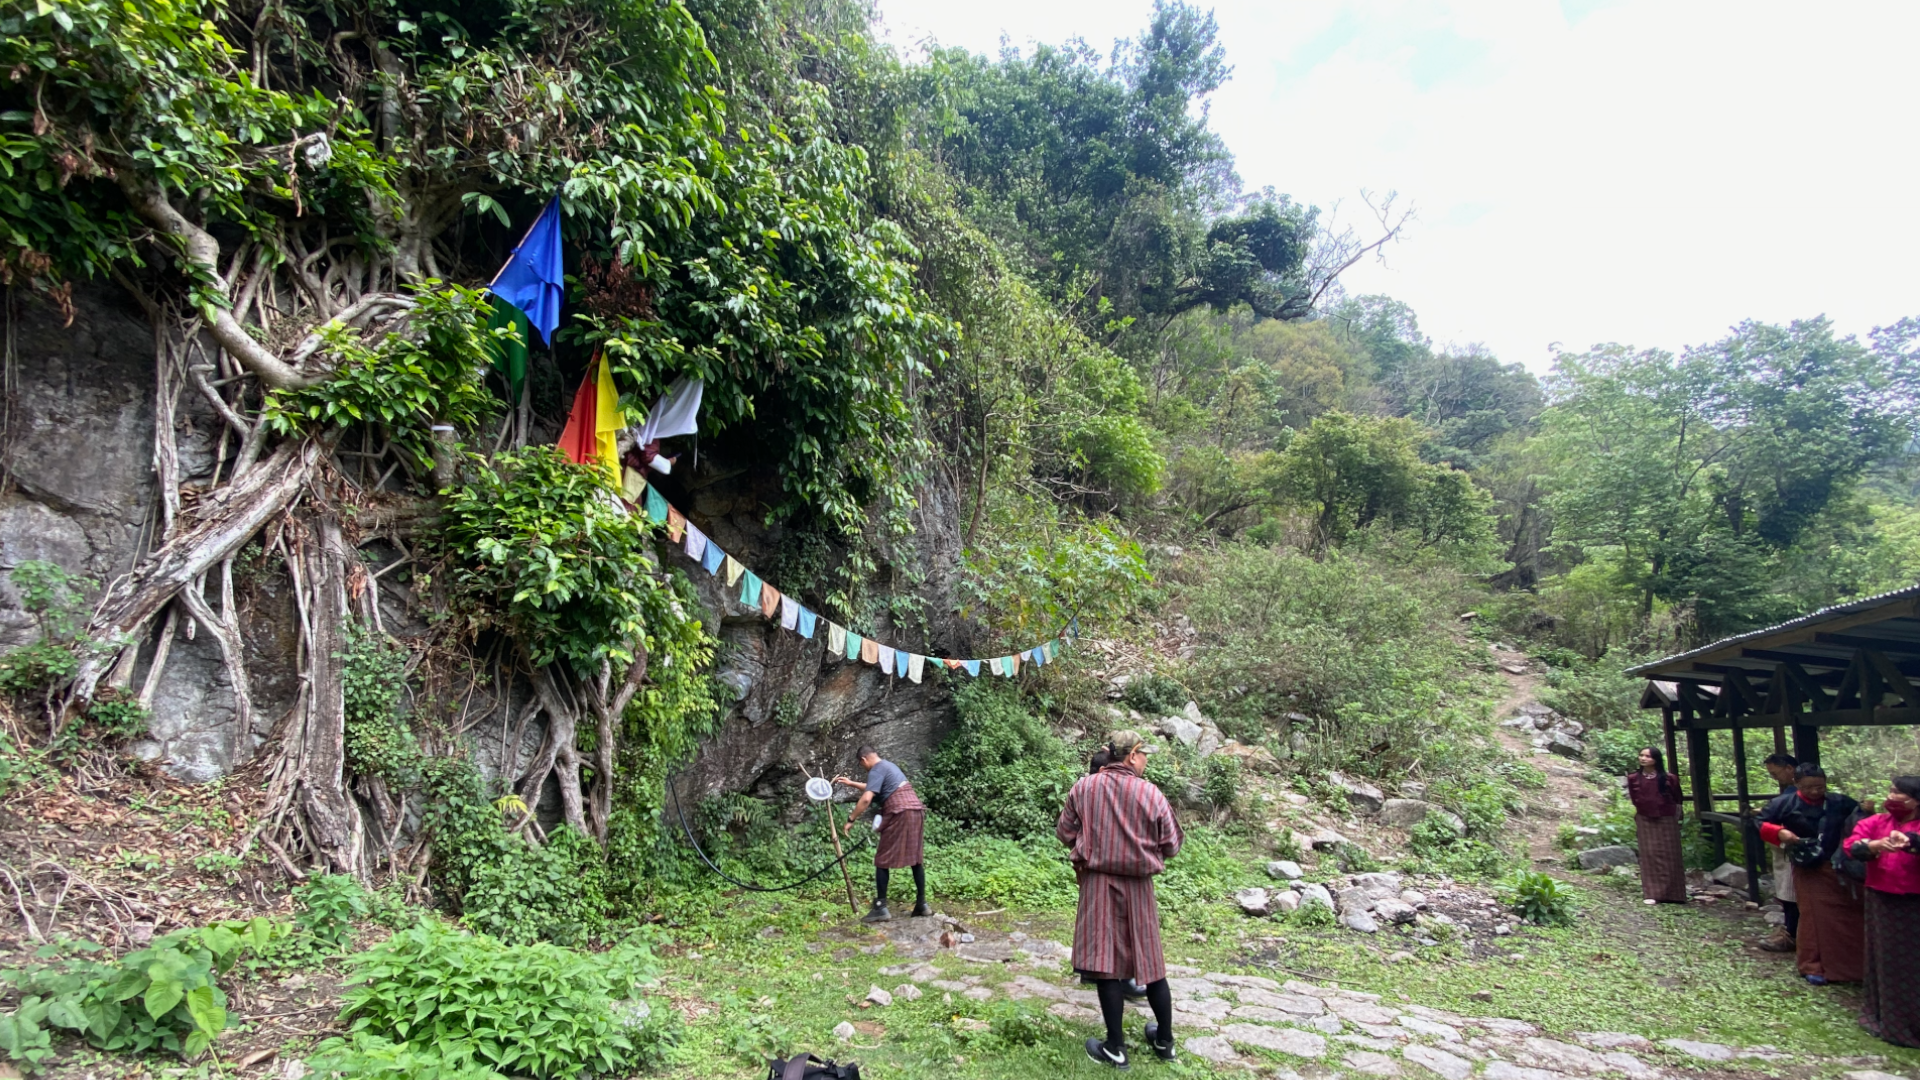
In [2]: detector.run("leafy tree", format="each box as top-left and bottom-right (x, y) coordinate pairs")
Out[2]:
(1536, 317), (1920, 640)
(1272, 412), (1495, 556)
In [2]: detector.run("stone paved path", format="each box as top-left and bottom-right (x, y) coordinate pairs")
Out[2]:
(844, 912), (1908, 1080)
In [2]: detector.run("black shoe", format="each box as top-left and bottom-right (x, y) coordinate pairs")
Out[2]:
(1144, 1023), (1175, 1061)
(862, 901), (892, 923)
(1084, 1038), (1129, 1070)
(911, 901), (932, 917)
(1122, 979), (1148, 1000)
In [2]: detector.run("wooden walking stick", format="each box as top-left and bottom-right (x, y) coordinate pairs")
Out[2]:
(806, 774), (860, 915)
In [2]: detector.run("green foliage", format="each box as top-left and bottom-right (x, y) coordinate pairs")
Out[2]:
(339, 624), (419, 785)
(1501, 870), (1577, 927)
(306, 1032), (509, 1080)
(959, 516), (1150, 647)
(1273, 411), (1500, 561)
(919, 683), (1081, 841)
(1121, 673), (1191, 717)
(462, 827), (609, 947)
(267, 287), (499, 475)
(1405, 815), (1515, 880)
(338, 920), (668, 1079)
(0, 919), (288, 1071)
(1201, 755), (1241, 811)
(0, 562), (93, 694)
(1538, 319), (1920, 643)
(191, 851), (244, 880)
(441, 447), (670, 671)
(295, 874), (372, 952)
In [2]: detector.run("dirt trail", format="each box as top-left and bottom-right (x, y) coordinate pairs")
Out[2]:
(1484, 645), (1609, 866)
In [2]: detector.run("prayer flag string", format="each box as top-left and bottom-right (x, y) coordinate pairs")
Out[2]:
(638, 479), (1072, 679)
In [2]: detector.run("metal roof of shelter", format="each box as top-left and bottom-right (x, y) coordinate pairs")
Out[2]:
(1627, 583), (1920, 691)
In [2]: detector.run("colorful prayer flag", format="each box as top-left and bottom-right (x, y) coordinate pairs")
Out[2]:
(964, 659), (980, 677)
(684, 523), (708, 563)
(908, 653), (926, 684)
(877, 644), (896, 674)
(724, 556), (744, 587)
(845, 630), (863, 662)
(484, 299), (530, 403)
(988, 657), (1003, 677)
(644, 484), (668, 525)
(666, 505), (685, 542)
(557, 353), (620, 480)
(828, 623), (847, 654)
(739, 571), (763, 609)
(797, 608), (818, 639)
(636, 376), (704, 445)
(779, 596), (800, 631)
(860, 638), (880, 665)
(702, 540), (725, 576)
(760, 583), (781, 619)
(487, 195), (564, 345)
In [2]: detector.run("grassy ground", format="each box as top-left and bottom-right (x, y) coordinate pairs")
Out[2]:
(644, 858), (1920, 1080)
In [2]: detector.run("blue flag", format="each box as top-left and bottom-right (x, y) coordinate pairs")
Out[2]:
(797, 608), (818, 639)
(487, 195), (564, 345)
(702, 541), (725, 576)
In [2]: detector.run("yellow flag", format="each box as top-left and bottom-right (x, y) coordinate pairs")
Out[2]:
(593, 355), (621, 480)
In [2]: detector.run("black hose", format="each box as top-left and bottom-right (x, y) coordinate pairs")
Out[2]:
(668, 776), (873, 893)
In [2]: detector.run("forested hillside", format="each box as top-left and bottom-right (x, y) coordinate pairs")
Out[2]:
(0, 0), (1917, 1074)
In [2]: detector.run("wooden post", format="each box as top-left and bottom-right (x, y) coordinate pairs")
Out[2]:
(1662, 706), (1682, 802)
(1684, 709), (1723, 865)
(825, 811), (859, 916)
(1793, 723), (1820, 766)
(1731, 716), (1762, 902)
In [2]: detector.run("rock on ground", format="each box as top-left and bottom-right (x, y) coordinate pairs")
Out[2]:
(1709, 863), (1750, 889)
(1268, 859), (1304, 879)
(865, 985), (892, 1007)
(1404, 1045), (1474, 1080)
(1236, 887), (1272, 916)
(1660, 1039), (1733, 1061)
(1576, 845), (1638, 870)
(1330, 771), (1387, 814)
(1341, 911), (1380, 933)
(832, 1021), (856, 1040)
(1184, 1035), (1240, 1064)
(1344, 1050), (1403, 1075)
(1222, 1024), (1328, 1058)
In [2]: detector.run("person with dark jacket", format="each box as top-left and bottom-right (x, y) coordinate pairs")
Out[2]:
(1760, 763), (1863, 984)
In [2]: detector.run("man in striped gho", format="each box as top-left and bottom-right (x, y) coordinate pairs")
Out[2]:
(1058, 729), (1182, 1068)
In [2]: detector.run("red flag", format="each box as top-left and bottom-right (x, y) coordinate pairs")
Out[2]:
(559, 355), (602, 467)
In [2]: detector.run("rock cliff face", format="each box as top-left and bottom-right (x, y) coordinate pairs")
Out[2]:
(2, 288), (964, 795)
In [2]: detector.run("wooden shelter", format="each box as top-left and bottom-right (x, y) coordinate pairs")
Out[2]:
(1628, 585), (1920, 901)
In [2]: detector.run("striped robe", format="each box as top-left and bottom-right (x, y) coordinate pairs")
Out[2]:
(874, 783), (926, 869)
(1058, 763), (1182, 984)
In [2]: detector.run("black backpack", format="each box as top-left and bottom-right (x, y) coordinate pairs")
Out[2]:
(767, 1053), (860, 1080)
(1832, 807), (1868, 884)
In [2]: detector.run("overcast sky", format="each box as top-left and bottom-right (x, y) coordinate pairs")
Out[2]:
(871, 0), (1920, 372)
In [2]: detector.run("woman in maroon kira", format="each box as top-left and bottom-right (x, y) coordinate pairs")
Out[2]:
(1626, 747), (1686, 904)
(1058, 729), (1182, 1069)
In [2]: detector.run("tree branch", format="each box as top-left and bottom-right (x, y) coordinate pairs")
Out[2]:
(116, 175), (324, 391)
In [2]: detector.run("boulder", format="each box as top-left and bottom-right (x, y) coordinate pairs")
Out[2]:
(1267, 860), (1304, 880)
(1299, 883), (1335, 911)
(1216, 741), (1280, 773)
(1709, 863), (1749, 890)
(1195, 728), (1223, 759)
(1352, 872), (1404, 896)
(1235, 887), (1272, 917)
(1499, 715), (1540, 730)
(1309, 829), (1348, 851)
(1576, 845), (1638, 870)
(1519, 702), (1553, 716)
(1340, 911), (1380, 933)
(1328, 772), (1386, 814)
(1336, 887), (1375, 915)
(1377, 799), (1440, 828)
(1158, 715), (1203, 747)
(1399, 890), (1428, 907)
(1183, 700), (1206, 723)
(1372, 899), (1417, 925)
(866, 985), (893, 1007)
(1270, 890), (1301, 914)
(1552, 718), (1585, 737)
(1545, 732), (1586, 760)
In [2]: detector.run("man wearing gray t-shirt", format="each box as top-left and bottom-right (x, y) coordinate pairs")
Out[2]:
(833, 744), (929, 921)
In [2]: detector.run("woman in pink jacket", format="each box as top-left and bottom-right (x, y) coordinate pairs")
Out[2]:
(1845, 775), (1920, 1047)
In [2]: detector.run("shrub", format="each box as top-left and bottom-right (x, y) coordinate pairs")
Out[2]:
(1201, 756), (1242, 812)
(1121, 674), (1190, 718)
(338, 920), (667, 1079)
(1502, 871), (1576, 927)
(0, 919), (288, 1071)
(919, 683), (1081, 841)
(296, 874), (372, 952)
(461, 827), (609, 947)
(306, 1032), (507, 1080)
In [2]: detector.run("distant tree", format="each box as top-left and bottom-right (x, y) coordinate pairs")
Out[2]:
(1272, 412), (1494, 555)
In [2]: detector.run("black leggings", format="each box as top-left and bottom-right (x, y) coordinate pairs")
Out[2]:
(1095, 977), (1171, 1051)
(1783, 900), (1800, 938)
(875, 864), (925, 905)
